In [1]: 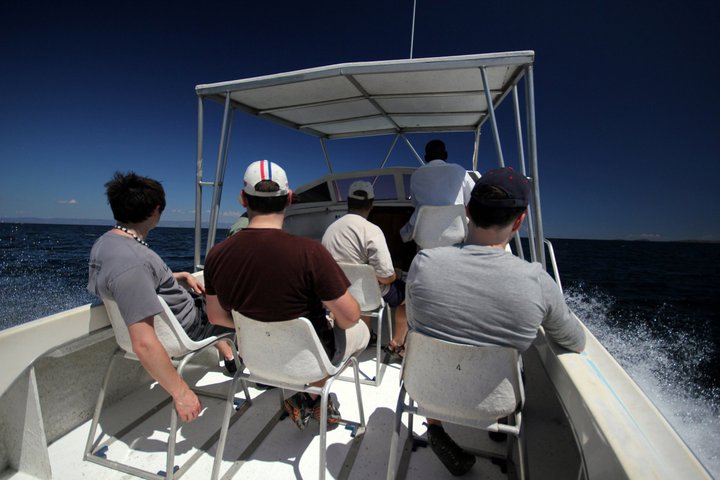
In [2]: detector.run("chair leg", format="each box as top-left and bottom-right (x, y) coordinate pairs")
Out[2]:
(375, 311), (383, 384)
(168, 355), (199, 480)
(211, 374), (244, 480)
(318, 386), (330, 480)
(385, 305), (393, 342)
(166, 407), (179, 480)
(514, 412), (527, 480)
(84, 349), (122, 458)
(316, 360), (365, 480)
(225, 340), (252, 402)
(386, 385), (407, 480)
(350, 357), (366, 428)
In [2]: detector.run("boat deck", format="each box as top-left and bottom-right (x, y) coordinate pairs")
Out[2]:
(44, 343), (577, 480)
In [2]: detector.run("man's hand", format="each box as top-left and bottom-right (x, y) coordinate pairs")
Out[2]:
(323, 290), (361, 330)
(173, 271), (205, 295)
(174, 387), (202, 422)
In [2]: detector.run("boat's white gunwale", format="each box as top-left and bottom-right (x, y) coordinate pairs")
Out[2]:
(0, 302), (110, 398)
(534, 321), (712, 479)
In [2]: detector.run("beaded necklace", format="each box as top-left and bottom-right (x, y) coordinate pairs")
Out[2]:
(114, 225), (149, 247)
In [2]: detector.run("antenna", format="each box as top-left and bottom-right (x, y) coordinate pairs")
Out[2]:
(409, 0), (417, 58)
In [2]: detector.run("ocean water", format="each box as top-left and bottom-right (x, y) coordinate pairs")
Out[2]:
(1, 223), (718, 475)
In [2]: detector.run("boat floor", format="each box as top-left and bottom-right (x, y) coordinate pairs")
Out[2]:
(41, 346), (577, 480)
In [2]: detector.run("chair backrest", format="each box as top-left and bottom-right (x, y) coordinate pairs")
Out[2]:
(338, 263), (383, 312)
(412, 204), (468, 249)
(102, 296), (197, 359)
(402, 330), (523, 428)
(232, 312), (337, 385)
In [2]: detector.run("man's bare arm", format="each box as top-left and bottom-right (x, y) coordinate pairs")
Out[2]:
(377, 273), (396, 285)
(205, 294), (235, 329)
(128, 318), (201, 422)
(323, 290), (361, 330)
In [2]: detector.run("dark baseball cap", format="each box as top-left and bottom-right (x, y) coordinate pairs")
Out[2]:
(471, 167), (531, 208)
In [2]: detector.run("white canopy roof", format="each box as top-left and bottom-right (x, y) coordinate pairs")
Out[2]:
(195, 51), (534, 140)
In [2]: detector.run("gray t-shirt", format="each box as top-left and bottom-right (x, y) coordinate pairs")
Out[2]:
(87, 231), (197, 330)
(406, 244), (585, 352)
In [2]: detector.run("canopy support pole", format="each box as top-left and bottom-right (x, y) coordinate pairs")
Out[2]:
(525, 66), (546, 269)
(471, 126), (481, 172)
(400, 134), (424, 165)
(512, 86), (532, 262)
(320, 138), (341, 201)
(206, 93), (233, 256)
(480, 66), (505, 168)
(194, 97), (205, 271)
(379, 134), (401, 169)
(409, 0), (417, 59)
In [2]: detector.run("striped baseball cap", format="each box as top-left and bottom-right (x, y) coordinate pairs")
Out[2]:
(243, 160), (290, 197)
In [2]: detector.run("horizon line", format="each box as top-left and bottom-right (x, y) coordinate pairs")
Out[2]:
(2, 216), (718, 244)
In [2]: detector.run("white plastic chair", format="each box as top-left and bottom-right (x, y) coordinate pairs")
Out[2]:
(85, 296), (250, 480)
(411, 204), (468, 249)
(338, 262), (392, 386)
(386, 331), (526, 480)
(213, 313), (366, 480)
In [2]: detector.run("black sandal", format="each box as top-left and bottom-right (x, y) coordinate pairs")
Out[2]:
(385, 340), (405, 357)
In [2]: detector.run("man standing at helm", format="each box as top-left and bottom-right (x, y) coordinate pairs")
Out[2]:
(400, 139), (475, 242)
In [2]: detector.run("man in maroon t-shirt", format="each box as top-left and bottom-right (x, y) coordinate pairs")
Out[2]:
(204, 160), (369, 431)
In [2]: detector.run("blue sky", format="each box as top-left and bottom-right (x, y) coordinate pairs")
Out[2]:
(1, 0), (718, 241)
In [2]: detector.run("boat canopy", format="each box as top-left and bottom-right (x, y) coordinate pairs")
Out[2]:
(193, 51), (545, 270)
(195, 51), (534, 139)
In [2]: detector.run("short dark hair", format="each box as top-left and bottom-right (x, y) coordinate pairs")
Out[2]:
(347, 190), (374, 211)
(245, 180), (288, 213)
(467, 185), (525, 228)
(424, 139), (448, 161)
(105, 171), (165, 223)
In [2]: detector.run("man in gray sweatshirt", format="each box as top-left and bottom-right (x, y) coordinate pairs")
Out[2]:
(406, 167), (585, 476)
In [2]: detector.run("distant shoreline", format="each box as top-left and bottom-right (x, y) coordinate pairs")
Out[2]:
(2, 217), (718, 244)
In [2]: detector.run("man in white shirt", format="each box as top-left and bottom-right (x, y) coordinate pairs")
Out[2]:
(322, 181), (408, 356)
(400, 139), (475, 242)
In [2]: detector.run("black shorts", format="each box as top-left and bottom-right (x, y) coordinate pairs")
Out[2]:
(382, 278), (406, 308)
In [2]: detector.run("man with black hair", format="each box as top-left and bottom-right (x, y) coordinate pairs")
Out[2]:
(406, 167), (585, 475)
(400, 139), (476, 242)
(322, 180), (408, 357)
(203, 160), (369, 431)
(88, 172), (236, 424)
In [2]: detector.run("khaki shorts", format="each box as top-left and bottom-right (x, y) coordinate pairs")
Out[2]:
(331, 320), (370, 366)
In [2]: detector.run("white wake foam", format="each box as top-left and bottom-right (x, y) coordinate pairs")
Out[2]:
(565, 285), (719, 477)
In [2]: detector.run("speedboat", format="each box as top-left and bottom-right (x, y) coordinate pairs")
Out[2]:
(0, 52), (711, 479)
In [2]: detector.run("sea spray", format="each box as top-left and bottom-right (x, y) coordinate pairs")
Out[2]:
(565, 284), (719, 476)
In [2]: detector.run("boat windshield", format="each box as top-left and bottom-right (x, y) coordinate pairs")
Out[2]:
(293, 172), (413, 205)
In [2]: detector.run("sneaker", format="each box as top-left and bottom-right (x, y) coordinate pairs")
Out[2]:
(426, 423), (476, 476)
(310, 395), (341, 431)
(284, 393), (311, 431)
